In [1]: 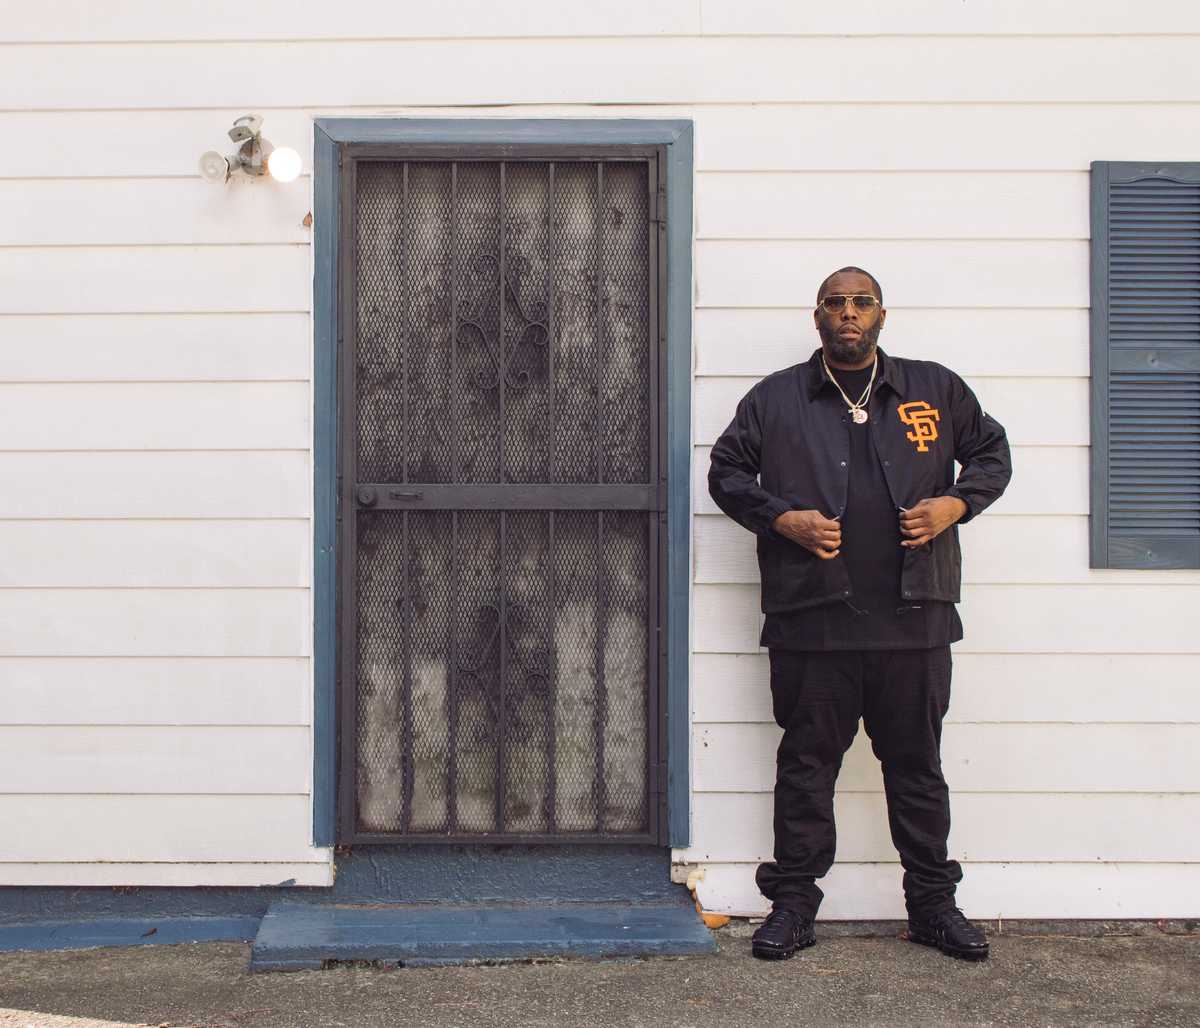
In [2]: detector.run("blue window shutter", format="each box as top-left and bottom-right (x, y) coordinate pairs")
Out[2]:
(1090, 162), (1200, 569)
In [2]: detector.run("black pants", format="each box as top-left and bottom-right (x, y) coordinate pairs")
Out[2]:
(755, 647), (962, 920)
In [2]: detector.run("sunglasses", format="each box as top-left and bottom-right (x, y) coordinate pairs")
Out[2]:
(819, 294), (881, 313)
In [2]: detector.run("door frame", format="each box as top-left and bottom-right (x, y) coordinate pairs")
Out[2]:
(312, 118), (694, 849)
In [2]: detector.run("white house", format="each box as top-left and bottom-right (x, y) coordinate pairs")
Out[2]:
(1, 0), (1198, 933)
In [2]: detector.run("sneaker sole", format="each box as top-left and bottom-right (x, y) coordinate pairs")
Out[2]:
(751, 934), (817, 961)
(906, 931), (989, 962)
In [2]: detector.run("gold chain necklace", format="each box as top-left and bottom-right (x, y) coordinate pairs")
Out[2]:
(821, 354), (878, 424)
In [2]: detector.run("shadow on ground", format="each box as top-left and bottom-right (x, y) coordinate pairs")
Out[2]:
(0, 921), (1197, 1028)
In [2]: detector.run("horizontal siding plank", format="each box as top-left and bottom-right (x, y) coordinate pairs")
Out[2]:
(0, 178), (311, 246)
(0, 726), (309, 794)
(695, 309), (1089, 378)
(692, 652), (1200, 725)
(702, 1), (1200, 35)
(696, 240), (1089, 309)
(4, 39), (1199, 109)
(696, 171), (1089, 240)
(696, 375), (1086, 447)
(694, 445), (1090, 517)
(0, 794), (318, 861)
(5, 2), (1198, 43)
(0, 521), (309, 587)
(693, 583), (1200, 654)
(0, 383), (309, 450)
(693, 514), (1200, 586)
(0, 247), (309, 315)
(683, 792), (1200, 864)
(9, 172), (1087, 246)
(0, 657), (309, 725)
(1, 1), (699, 42)
(0, 314), (311, 382)
(690, 862), (1200, 919)
(6, 106), (1200, 180)
(0, 862), (332, 887)
(693, 104), (1200, 172)
(0, 452), (309, 518)
(694, 722), (1200, 792)
(0, 589), (309, 657)
(0, 110), (318, 179)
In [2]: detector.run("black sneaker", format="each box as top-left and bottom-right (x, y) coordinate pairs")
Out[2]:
(751, 908), (816, 960)
(906, 906), (990, 961)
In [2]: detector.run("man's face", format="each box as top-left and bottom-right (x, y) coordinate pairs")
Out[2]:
(813, 271), (887, 365)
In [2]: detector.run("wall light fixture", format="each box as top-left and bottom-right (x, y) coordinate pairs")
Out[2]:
(199, 114), (301, 184)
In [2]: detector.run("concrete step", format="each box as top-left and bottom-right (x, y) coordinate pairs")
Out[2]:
(249, 901), (717, 971)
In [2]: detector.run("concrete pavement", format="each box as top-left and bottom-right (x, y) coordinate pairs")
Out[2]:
(0, 920), (1197, 1028)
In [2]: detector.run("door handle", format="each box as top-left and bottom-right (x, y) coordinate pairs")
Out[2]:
(388, 490), (424, 501)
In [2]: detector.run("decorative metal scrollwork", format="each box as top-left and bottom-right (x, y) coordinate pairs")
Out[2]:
(457, 600), (551, 717)
(457, 254), (550, 393)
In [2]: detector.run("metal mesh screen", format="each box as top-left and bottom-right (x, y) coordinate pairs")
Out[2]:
(355, 161), (650, 485)
(355, 509), (650, 836)
(348, 157), (657, 840)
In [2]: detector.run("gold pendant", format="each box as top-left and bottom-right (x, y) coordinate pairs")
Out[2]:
(852, 408), (869, 424)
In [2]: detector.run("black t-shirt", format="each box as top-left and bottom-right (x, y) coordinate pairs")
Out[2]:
(760, 363), (963, 651)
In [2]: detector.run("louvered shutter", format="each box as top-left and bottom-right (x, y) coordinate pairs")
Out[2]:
(1090, 162), (1200, 569)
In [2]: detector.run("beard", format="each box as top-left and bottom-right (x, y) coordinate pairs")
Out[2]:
(818, 318), (883, 366)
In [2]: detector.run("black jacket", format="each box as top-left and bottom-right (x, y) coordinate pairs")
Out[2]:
(707, 347), (1012, 614)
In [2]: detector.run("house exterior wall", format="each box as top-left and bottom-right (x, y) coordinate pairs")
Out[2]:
(1, 1), (1198, 910)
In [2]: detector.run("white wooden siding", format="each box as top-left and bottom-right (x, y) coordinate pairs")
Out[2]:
(0, 726), (310, 794)
(0, 521), (309, 587)
(0, 1), (700, 42)
(0, 314), (311, 381)
(0, 590), (309, 657)
(4, 39), (1198, 109)
(2, 3), (1197, 907)
(6, 105), (1200, 181)
(0, 658), (310, 725)
(0, 452), (310, 518)
(0, 247), (309, 314)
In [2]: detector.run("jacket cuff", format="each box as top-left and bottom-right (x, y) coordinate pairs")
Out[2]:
(754, 497), (793, 537)
(943, 488), (976, 525)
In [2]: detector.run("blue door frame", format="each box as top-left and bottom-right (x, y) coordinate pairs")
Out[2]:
(311, 118), (694, 849)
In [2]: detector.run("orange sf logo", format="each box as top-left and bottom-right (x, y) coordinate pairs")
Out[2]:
(898, 401), (940, 452)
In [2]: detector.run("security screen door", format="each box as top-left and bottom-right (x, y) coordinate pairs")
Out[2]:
(337, 146), (668, 843)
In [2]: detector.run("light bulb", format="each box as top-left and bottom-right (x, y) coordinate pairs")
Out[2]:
(267, 146), (302, 183)
(199, 150), (229, 183)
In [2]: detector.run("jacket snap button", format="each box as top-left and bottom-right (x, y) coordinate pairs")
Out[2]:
(839, 461), (847, 467)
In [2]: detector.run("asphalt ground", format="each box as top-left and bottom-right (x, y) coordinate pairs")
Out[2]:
(0, 920), (1197, 1028)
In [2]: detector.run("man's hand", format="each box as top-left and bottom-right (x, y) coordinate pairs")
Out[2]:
(899, 496), (968, 548)
(772, 509), (841, 560)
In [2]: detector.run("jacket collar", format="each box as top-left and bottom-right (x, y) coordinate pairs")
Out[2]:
(803, 345), (907, 402)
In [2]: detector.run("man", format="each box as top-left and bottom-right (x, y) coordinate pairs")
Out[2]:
(707, 267), (1011, 962)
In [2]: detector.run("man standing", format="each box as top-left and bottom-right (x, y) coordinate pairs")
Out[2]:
(707, 267), (1011, 962)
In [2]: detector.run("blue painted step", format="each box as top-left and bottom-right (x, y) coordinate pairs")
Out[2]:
(0, 915), (260, 953)
(250, 902), (717, 971)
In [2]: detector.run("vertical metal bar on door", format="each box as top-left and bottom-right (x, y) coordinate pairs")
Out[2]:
(497, 161), (508, 833)
(546, 161), (558, 832)
(593, 161), (608, 831)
